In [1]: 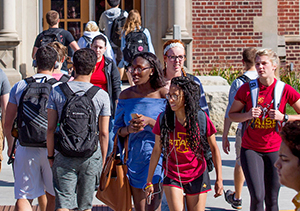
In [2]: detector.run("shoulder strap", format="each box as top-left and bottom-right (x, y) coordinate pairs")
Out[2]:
(274, 80), (285, 110)
(24, 77), (35, 84)
(274, 80), (285, 132)
(59, 74), (71, 83)
(59, 83), (74, 100)
(249, 79), (259, 108)
(85, 86), (101, 100)
(159, 111), (165, 127)
(197, 109), (207, 138)
(47, 78), (58, 85)
(82, 35), (91, 43)
(237, 74), (251, 83)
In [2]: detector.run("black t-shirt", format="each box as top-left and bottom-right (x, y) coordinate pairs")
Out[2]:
(34, 28), (75, 48)
(34, 28), (75, 70)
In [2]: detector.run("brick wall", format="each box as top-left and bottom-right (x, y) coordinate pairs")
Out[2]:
(278, 0), (300, 71)
(192, 0), (263, 73)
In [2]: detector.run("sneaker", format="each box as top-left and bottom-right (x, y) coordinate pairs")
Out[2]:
(224, 190), (242, 209)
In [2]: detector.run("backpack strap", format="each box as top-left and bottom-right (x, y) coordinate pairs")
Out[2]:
(82, 35), (91, 43)
(274, 80), (285, 110)
(237, 74), (251, 83)
(85, 86), (101, 100)
(159, 111), (165, 127)
(274, 80), (285, 131)
(249, 79), (259, 108)
(59, 83), (74, 100)
(24, 77), (36, 84)
(59, 74), (71, 83)
(47, 78), (58, 85)
(197, 109), (207, 138)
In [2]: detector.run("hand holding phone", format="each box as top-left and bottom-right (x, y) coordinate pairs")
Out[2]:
(131, 113), (138, 119)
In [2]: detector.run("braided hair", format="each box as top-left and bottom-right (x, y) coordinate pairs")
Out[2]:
(160, 76), (205, 160)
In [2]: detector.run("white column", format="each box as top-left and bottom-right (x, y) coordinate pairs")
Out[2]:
(0, 0), (18, 37)
(173, 0), (189, 36)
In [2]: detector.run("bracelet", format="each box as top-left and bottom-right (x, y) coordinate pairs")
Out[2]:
(47, 155), (55, 160)
(144, 182), (153, 190)
(127, 126), (130, 134)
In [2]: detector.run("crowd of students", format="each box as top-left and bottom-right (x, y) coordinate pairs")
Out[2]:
(1, 1), (300, 211)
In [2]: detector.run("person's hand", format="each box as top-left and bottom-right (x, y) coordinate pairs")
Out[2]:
(222, 136), (230, 154)
(268, 109), (284, 121)
(48, 159), (54, 168)
(129, 114), (146, 133)
(144, 183), (154, 204)
(248, 107), (262, 119)
(214, 179), (223, 198)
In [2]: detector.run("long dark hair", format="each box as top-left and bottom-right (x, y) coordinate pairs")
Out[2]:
(132, 52), (166, 90)
(160, 76), (205, 159)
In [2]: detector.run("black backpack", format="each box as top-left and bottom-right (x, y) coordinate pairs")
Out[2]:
(82, 35), (92, 48)
(54, 83), (100, 157)
(17, 76), (58, 147)
(123, 27), (149, 63)
(237, 74), (251, 83)
(58, 74), (71, 82)
(40, 29), (64, 47)
(110, 10), (127, 47)
(159, 109), (214, 172)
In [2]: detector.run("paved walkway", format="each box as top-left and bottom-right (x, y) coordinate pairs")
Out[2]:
(0, 136), (296, 210)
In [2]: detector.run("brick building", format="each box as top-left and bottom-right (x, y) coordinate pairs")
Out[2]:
(192, 0), (300, 73)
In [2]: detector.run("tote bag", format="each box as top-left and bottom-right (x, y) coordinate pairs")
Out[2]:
(96, 130), (132, 211)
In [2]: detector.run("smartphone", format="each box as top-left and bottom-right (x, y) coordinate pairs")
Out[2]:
(131, 113), (138, 119)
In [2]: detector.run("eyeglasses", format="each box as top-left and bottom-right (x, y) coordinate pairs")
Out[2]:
(166, 93), (182, 101)
(167, 55), (186, 62)
(127, 66), (151, 74)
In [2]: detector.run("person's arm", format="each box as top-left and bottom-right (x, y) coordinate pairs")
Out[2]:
(222, 117), (232, 154)
(144, 28), (155, 54)
(228, 99), (261, 123)
(207, 134), (223, 197)
(32, 47), (39, 59)
(1, 93), (9, 130)
(47, 109), (58, 167)
(99, 115), (110, 165)
(110, 60), (121, 102)
(268, 98), (300, 122)
(222, 80), (239, 154)
(1, 93), (9, 149)
(4, 102), (17, 157)
(69, 41), (80, 52)
(145, 134), (162, 196)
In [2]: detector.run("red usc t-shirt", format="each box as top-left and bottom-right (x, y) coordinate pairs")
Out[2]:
(235, 78), (300, 152)
(152, 112), (217, 183)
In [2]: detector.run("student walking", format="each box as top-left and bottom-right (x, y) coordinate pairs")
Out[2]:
(146, 76), (223, 211)
(229, 48), (300, 211)
(47, 48), (111, 210)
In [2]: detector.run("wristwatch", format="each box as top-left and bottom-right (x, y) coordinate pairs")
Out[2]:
(283, 114), (289, 122)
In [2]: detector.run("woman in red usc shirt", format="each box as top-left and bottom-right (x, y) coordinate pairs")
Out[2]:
(146, 76), (223, 211)
(229, 48), (300, 211)
(91, 34), (121, 156)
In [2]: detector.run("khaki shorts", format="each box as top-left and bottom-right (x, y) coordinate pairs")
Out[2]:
(235, 128), (242, 166)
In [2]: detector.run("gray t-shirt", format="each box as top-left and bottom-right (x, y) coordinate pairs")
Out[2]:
(0, 69), (10, 97)
(47, 81), (111, 122)
(9, 73), (56, 106)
